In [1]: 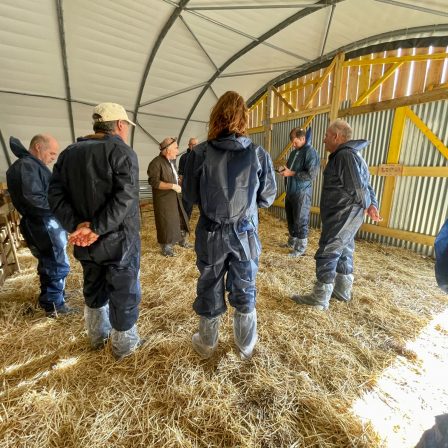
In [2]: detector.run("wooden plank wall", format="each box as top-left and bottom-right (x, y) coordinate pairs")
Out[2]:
(248, 45), (448, 126)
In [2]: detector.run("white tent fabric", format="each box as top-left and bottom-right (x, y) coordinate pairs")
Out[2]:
(0, 0), (447, 180)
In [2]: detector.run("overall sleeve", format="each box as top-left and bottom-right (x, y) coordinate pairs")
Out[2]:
(182, 148), (205, 205)
(368, 184), (378, 208)
(256, 148), (277, 209)
(20, 163), (52, 216)
(49, 153), (81, 232)
(91, 146), (138, 235)
(295, 147), (320, 182)
(337, 151), (371, 209)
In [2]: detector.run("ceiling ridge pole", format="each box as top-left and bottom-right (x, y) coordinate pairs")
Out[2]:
(131, 0), (190, 147)
(55, 0), (75, 143)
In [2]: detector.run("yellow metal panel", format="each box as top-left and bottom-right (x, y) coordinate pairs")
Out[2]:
(405, 107), (448, 160)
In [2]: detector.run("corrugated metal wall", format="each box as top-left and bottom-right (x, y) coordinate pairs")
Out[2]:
(388, 100), (448, 255)
(264, 99), (448, 256)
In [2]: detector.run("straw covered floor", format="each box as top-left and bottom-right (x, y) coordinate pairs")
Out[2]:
(0, 208), (447, 447)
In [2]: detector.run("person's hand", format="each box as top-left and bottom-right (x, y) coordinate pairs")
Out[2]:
(69, 222), (99, 247)
(281, 167), (295, 177)
(365, 205), (382, 222)
(172, 183), (182, 193)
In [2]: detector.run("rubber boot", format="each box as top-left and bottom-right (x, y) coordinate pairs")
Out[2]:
(333, 273), (354, 302)
(234, 309), (257, 360)
(111, 325), (142, 360)
(291, 281), (333, 311)
(84, 304), (112, 349)
(192, 316), (220, 359)
(161, 244), (175, 257)
(289, 238), (308, 258)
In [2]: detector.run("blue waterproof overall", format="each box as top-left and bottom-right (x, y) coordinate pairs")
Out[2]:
(6, 137), (69, 312)
(316, 140), (378, 284)
(183, 134), (276, 318)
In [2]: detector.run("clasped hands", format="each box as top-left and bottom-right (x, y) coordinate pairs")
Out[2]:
(69, 222), (99, 247)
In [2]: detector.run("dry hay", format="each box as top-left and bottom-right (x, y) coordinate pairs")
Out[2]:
(0, 207), (447, 448)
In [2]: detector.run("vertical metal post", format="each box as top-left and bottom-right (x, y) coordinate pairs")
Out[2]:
(379, 106), (407, 227)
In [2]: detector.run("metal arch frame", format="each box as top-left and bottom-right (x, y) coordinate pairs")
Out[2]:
(186, 4), (328, 11)
(0, 129), (11, 167)
(181, 8), (311, 62)
(55, 0), (75, 143)
(320, 3), (335, 57)
(177, 0), (343, 142)
(131, 0), (190, 147)
(247, 25), (448, 106)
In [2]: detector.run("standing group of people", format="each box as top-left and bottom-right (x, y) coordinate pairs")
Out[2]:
(6, 90), (380, 361)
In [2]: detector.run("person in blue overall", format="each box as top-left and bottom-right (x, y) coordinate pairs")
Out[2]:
(435, 218), (448, 293)
(183, 91), (277, 359)
(278, 127), (320, 257)
(49, 103), (143, 360)
(292, 119), (381, 310)
(6, 134), (72, 317)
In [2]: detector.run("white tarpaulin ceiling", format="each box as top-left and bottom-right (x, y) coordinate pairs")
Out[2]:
(0, 0), (447, 178)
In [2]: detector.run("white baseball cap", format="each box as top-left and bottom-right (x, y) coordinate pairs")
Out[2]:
(92, 103), (136, 126)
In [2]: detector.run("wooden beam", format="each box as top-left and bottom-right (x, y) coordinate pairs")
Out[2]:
(272, 192), (286, 208)
(272, 86), (296, 113)
(264, 86), (274, 153)
(344, 52), (448, 67)
(271, 104), (330, 124)
(353, 62), (403, 106)
(329, 52), (345, 121)
(339, 88), (448, 117)
(247, 125), (266, 134)
(278, 77), (321, 94)
(272, 202), (435, 246)
(360, 224), (435, 247)
(405, 107), (448, 160)
(302, 56), (337, 110)
(369, 165), (448, 177)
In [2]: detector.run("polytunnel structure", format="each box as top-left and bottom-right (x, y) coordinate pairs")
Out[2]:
(1, 2), (448, 448)
(0, 0), (447, 180)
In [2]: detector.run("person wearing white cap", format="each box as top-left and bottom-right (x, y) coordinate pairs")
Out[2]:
(48, 102), (144, 360)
